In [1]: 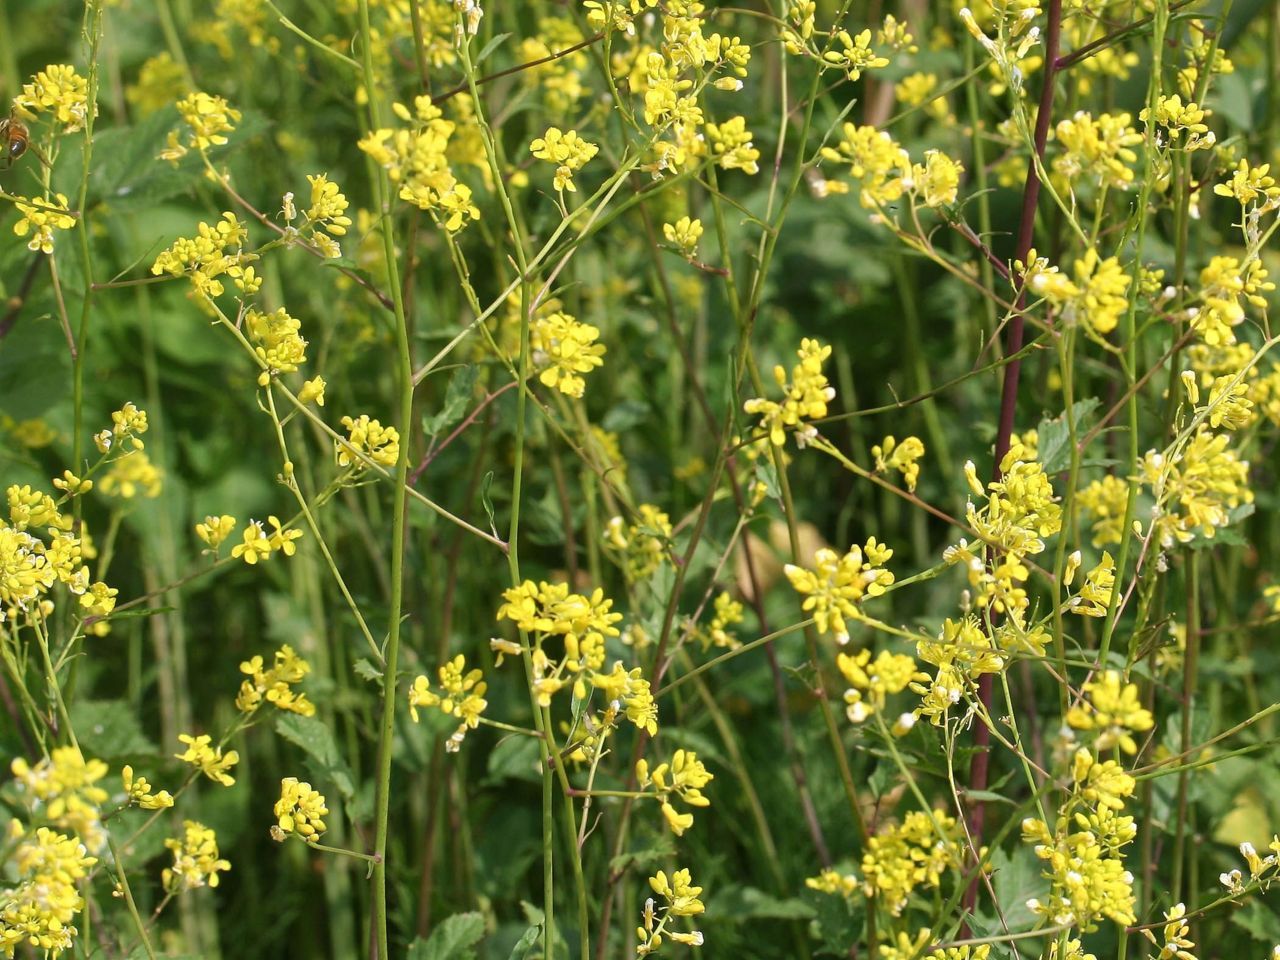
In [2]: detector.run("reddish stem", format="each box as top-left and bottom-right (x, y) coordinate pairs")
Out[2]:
(963, 0), (1063, 915)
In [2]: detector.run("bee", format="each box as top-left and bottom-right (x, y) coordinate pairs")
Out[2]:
(1, 112), (31, 169)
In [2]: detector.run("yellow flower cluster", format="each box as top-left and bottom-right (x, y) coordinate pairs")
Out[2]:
(744, 338), (835, 447)
(636, 868), (706, 956)
(636, 750), (714, 836)
(805, 868), (860, 901)
(161, 91), (242, 160)
(699, 591), (743, 651)
(11, 748), (109, 853)
(336, 415), (401, 468)
(1068, 551), (1116, 618)
(530, 127), (598, 193)
(227, 516), (302, 565)
(1193, 256), (1273, 346)
(604, 505), (673, 581)
(246, 306), (308, 381)
(1143, 903), (1198, 960)
(292, 174), (353, 257)
(2, 478), (114, 629)
(1076, 475), (1129, 547)
(151, 211), (258, 300)
(948, 440), (1060, 620)
(872, 435), (926, 492)
(1141, 426), (1253, 547)
(236, 644), (315, 715)
(662, 216), (703, 259)
(273, 777), (329, 843)
(175, 733), (239, 786)
(913, 615), (1005, 724)
(497, 579), (624, 703)
(1065, 670), (1153, 754)
(14, 63), (92, 131)
(163, 820), (231, 892)
(12, 194), (76, 254)
(359, 96), (479, 233)
(530, 310), (607, 399)
(1016, 248), (1130, 337)
(0, 826), (97, 957)
(1141, 95), (1215, 151)
(121, 765), (174, 810)
(1023, 748), (1138, 930)
(99, 449), (163, 499)
(785, 538), (895, 644)
(1214, 159), (1280, 211)
(861, 810), (966, 916)
(587, 661), (658, 737)
(408, 654), (489, 752)
(837, 648), (924, 724)
(1053, 111), (1142, 189)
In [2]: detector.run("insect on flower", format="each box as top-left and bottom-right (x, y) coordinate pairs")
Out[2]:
(1, 110), (31, 169)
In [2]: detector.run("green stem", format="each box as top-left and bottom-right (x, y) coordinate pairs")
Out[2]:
(355, 3), (415, 955)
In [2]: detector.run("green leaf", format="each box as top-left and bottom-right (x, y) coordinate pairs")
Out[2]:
(352, 657), (383, 683)
(476, 32), (512, 66)
(485, 734), (542, 785)
(275, 713), (356, 801)
(506, 922), (541, 960)
(422, 364), (479, 437)
(69, 700), (156, 759)
(481, 470), (498, 537)
(608, 836), (676, 875)
(711, 886), (816, 920)
(1231, 897), (1280, 943)
(1035, 398), (1100, 475)
(407, 912), (485, 960)
(989, 843), (1042, 935)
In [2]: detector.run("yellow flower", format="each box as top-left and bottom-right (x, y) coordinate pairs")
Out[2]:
(15, 64), (92, 130)
(175, 733), (239, 786)
(530, 127), (598, 193)
(836, 648), (924, 723)
(163, 820), (231, 891)
(1065, 670), (1153, 755)
(236, 644), (315, 715)
(704, 115), (759, 175)
(121, 765), (174, 810)
(408, 654), (488, 752)
(872, 435), (925, 491)
(175, 91), (242, 152)
(337, 414), (400, 468)
(784, 538), (895, 643)
(230, 520), (273, 565)
(662, 216), (703, 258)
(196, 514), (238, 551)
(98, 450), (163, 499)
(530, 310), (607, 398)
(823, 28), (889, 81)
(273, 777), (329, 842)
(12, 194), (76, 254)
(743, 338), (835, 447)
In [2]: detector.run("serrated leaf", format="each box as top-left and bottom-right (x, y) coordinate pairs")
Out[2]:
(989, 844), (1041, 934)
(407, 912), (485, 960)
(353, 657), (383, 683)
(275, 713), (356, 801)
(422, 364), (478, 437)
(1036, 398), (1100, 474)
